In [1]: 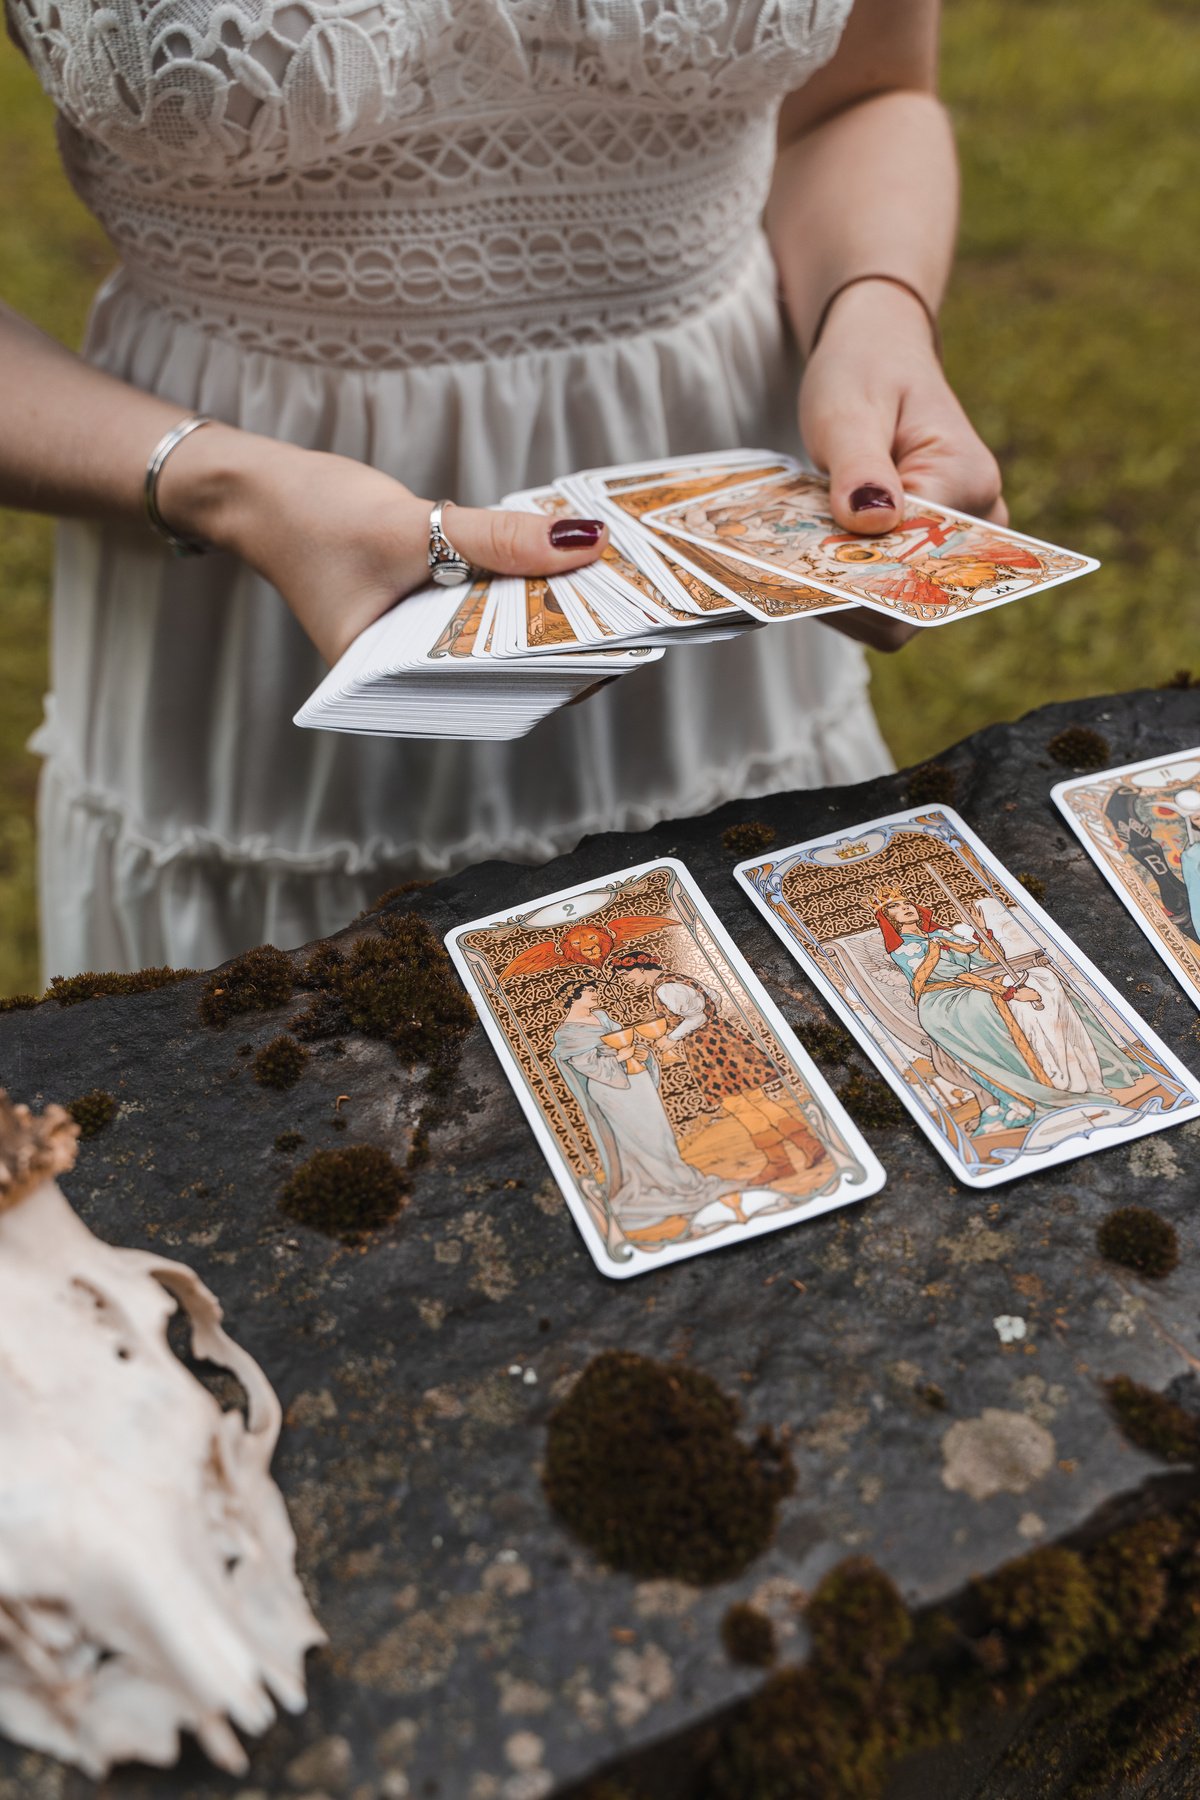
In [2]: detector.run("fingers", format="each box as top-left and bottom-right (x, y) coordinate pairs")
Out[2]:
(898, 428), (1005, 521)
(438, 502), (607, 577)
(809, 404), (907, 536)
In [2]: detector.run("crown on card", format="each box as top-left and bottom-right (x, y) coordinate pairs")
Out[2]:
(871, 885), (906, 908)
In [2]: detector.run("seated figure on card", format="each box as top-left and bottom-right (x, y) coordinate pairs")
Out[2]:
(874, 894), (1146, 1135)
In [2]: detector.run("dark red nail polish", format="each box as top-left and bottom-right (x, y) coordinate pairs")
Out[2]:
(550, 518), (603, 548)
(850, 484), (896, 513)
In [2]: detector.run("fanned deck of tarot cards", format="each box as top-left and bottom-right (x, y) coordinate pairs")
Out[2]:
(295, 450), (1097, 741)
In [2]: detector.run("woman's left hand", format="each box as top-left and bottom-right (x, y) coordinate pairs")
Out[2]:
(798, 278), (1005, 651)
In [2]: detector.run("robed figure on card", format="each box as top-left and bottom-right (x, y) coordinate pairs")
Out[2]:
(1055, 752), (1200, 1011)
(446, 860), (884, 1276)
(736, 810), (1200, 1188)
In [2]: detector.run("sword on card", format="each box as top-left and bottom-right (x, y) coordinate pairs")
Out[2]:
(922, 860), (1027, 988)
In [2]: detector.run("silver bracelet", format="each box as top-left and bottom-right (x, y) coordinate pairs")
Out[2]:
(144, 415), (214, 556)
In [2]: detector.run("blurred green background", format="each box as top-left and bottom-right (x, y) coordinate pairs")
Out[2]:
(1, 2), (1198, 995)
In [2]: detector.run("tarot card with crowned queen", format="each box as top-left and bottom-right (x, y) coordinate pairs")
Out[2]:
(446, 859), (883, 1277)
(735, 809), (1200, 1187)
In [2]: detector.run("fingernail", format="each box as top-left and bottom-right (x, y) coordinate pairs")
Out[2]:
(850, 484), (896, 513)
(549, 518), (604, 549)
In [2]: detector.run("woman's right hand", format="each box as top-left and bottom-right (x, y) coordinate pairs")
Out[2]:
(158, 423), (608, 665)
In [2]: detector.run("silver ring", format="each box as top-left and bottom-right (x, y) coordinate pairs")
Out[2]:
(428, 500), (473, 586)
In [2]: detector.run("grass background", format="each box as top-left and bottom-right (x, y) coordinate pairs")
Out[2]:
(2, 1), (1198, 994)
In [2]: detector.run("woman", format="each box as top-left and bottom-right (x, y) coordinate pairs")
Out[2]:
(876, 897), (1146, 1134)
(551, 980), (750, 1244)
(2, 0), (1004, 979)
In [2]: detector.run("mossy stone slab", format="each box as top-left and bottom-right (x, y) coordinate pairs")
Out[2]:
(2, 688), (1199, 1800)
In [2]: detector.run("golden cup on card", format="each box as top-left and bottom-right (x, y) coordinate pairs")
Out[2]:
(602, 1025), (646, 1074)
(636, 1015), (673, 1071)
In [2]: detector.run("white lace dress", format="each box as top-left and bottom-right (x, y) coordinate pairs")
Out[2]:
(12, 0), (892, 980)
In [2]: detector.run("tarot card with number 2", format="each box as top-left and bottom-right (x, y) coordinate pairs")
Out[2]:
(446, 859), (885, 1277)
(735, 808), (1200, 1187)
(1054, 748), (1200, 1010)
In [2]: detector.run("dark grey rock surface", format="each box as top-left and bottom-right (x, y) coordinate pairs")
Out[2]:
(2, 686), (1199, 1800)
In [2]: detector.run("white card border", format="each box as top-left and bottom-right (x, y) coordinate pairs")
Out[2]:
(446, 856), (886, 1278)
(1052, 747), (1200, 1011)
(734, 805), (1200, 1189)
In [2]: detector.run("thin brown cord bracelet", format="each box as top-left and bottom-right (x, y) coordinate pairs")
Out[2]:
(806, 273), (942, 362)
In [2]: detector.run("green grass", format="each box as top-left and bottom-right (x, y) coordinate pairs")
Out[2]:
(869, 0), (1200, 757)
(2, 1), (1198, 994)
(0, 41), (112, 996)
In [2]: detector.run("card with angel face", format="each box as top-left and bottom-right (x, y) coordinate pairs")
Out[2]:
(642, 471), (1098, 626)
(446, 859), (885, 1277)
(1054, 748), (1200, 1009)
(735, 808), (1200, 1187)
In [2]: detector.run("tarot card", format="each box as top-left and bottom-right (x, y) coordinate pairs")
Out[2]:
(644, 471), (1098, 626)
(427, 576), (491, 659)
(446, 859), (885, 1278)
(654, 530), (850, 623)
(519, 576), (585, 653)
(735, 807), (1200, 1187)
(505, 485), (699, 635)
(1053, 749), (1200, 1009)
(581, 460), (851, 623)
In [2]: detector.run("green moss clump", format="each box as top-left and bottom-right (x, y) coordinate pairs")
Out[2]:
(368, 879), (433, 912)
(1097, 1205), (1179, 1279)
(836, 1069), (906, 1129)
(904, 762), (958, 805)
(47, 966), (196, 1005)
(289, 990), (348, 1042)
(0, 993), (40, 1011)
(279, 1145), (409, 1242)
(807, 1558), (912, 1682)
(543, 1351), (794, 1585)
(722, 820), (778, 857)
(1015, 871), (1047, 902)
(274, 1130), (306, 1154)
(344, 912), (475, 1063)
(288, 912), (473, 1071)
(721, 1603), (777, 1668)
(1089, 1514), (1182, 1644)
(1046, 725), (1111, 770)
(972, 1547), (1098, 1691)
(794, 1015), (856, 1064)
(702, 1559), (922, 1800)
(702, 1665), (870, 1800)
(68, 1088), (118, 1138)
(296, 940), (345, 990)
(252, 1033), (309, 1091)
(1105, 1374), (1200, 1463)
(694, 1504), (1200, 1800)
(199, 945), (295, 1029)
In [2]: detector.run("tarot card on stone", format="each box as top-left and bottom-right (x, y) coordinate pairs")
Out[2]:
(446, 859), (885, 1277)
(735, 808), (1200, 1188)
(643, 469), (1098, 625)
(1054, 748), (1200, 1009)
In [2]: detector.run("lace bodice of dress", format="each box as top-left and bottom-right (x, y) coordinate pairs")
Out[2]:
(10, 0), (854, 367)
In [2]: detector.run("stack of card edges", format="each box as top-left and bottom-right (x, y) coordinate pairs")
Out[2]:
(296, 450), (1097, 741)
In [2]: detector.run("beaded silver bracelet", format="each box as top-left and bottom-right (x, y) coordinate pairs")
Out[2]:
(143, 415), (214, 556)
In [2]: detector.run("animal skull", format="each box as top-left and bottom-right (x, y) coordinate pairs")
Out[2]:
(0, 1092), (324, 1777)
